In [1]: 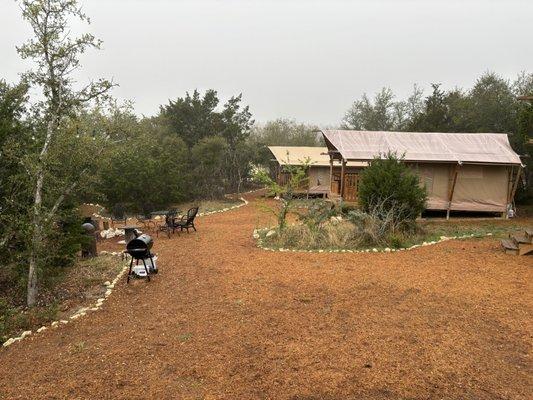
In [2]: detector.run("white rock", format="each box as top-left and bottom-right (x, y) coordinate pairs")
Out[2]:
(372, 248), (378, 252)
(20, 330), (32, 338)
(265, 230), (276, 238)
(384, 248), (391, 252)
(486, 232), (492, 236)
(2, 338), (15, 347)
(90, 307), (99, 311)
(105, 289), (112, 296)
(51, 321), (59, 327)
(60, 320), (68, 324)
(104, 281), (111, 286)
(37, 326), (47, 333)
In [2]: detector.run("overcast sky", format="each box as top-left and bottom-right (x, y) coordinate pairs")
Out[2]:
(1, 0), (531, 126)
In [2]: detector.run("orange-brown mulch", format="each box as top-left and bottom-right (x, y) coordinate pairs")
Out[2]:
(0, 191), (531, 399)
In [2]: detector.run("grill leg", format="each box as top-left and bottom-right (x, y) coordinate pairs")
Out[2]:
(127, 257), (134, 284)
(142, 258), (151, 282)
(148, 254), (157, 274)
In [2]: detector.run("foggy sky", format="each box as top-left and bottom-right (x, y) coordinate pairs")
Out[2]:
(1, 0), (531, 126)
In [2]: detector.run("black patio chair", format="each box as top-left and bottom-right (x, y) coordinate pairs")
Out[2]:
(174, 207), (199, 233)
(156, 210), (178, 238)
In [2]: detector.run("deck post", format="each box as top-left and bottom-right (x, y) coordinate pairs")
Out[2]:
(507, 166), (522, 217)
(446, 163), (460, 220)
(329, 157), (333, 198)
(340, 159), (346, 201)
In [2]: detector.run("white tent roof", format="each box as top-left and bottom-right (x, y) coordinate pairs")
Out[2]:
(268, 146), (366, 167)
(321, 130), (522, 165)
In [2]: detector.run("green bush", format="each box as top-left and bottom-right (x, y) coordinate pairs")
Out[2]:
(358, 152), (427, 228)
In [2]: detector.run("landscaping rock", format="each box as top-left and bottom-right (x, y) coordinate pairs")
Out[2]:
(266, 230), (276, 238)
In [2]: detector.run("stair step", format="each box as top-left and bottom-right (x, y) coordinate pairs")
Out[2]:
(519, 243), (533, 256)
(501, 238), (519, 251)
(512, 234), (531, 244)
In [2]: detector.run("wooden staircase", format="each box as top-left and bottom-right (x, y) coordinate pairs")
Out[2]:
(501, 229), (533, 256)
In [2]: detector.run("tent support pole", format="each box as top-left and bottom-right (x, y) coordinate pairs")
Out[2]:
(340, 159), (346, 203)
(446, 164), (460, 220)
(329, 157), (333, 199)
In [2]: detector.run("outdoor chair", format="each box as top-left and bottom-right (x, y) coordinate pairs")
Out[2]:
(174, 207), (199, 233)
(136, 215), (156, 234)
(156, 210), (178, 238)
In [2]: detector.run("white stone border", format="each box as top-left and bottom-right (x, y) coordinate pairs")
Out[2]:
(252, 227), (493, 254)
(196, 196), (250, 217)
(2, 253), (130, 349)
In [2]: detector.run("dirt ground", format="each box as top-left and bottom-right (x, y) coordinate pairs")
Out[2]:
(0, 191), (531, 400)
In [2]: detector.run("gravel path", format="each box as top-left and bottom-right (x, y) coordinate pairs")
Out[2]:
(1, 192), (531, 399)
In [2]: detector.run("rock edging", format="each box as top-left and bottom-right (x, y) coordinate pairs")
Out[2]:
(2, 256), (130, 349)
(196, 196), (250, 217)
(252, 227), (493, 254)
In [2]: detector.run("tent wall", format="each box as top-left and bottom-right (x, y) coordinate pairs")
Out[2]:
(308, 166), (330, 187)
(414, 163), (509, 212)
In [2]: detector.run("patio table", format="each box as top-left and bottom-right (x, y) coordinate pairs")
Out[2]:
(122, 225), (141, 243)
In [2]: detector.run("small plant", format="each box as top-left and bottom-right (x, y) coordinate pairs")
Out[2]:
(254, 155), (311, 231)
(70, 341), (87, 354)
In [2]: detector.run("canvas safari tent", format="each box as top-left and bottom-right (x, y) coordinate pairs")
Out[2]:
(321, 130), (524, 217)
(267, 146), (366, 197)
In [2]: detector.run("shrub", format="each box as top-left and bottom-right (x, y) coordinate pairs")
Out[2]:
(254, 157), (310, 230)
(358, 152), (427, 228)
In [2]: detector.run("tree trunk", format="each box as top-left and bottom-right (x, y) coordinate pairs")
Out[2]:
(27, 120), (54, 307)
(27, 170), (44, 307)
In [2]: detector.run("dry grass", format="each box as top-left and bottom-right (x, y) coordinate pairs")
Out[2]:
(0, 255), (123, 344)
(259, 214), (532, 251)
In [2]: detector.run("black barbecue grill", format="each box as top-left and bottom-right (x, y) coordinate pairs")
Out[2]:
(125, 233), (157, 283)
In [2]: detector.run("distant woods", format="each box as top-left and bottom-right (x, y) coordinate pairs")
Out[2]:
(342, 72), (533, 134)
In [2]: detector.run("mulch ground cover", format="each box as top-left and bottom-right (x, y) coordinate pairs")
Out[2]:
(0, 192), (531, 399)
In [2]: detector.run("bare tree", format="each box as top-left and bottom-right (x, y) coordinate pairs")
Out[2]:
(17, 0), (114, 306)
